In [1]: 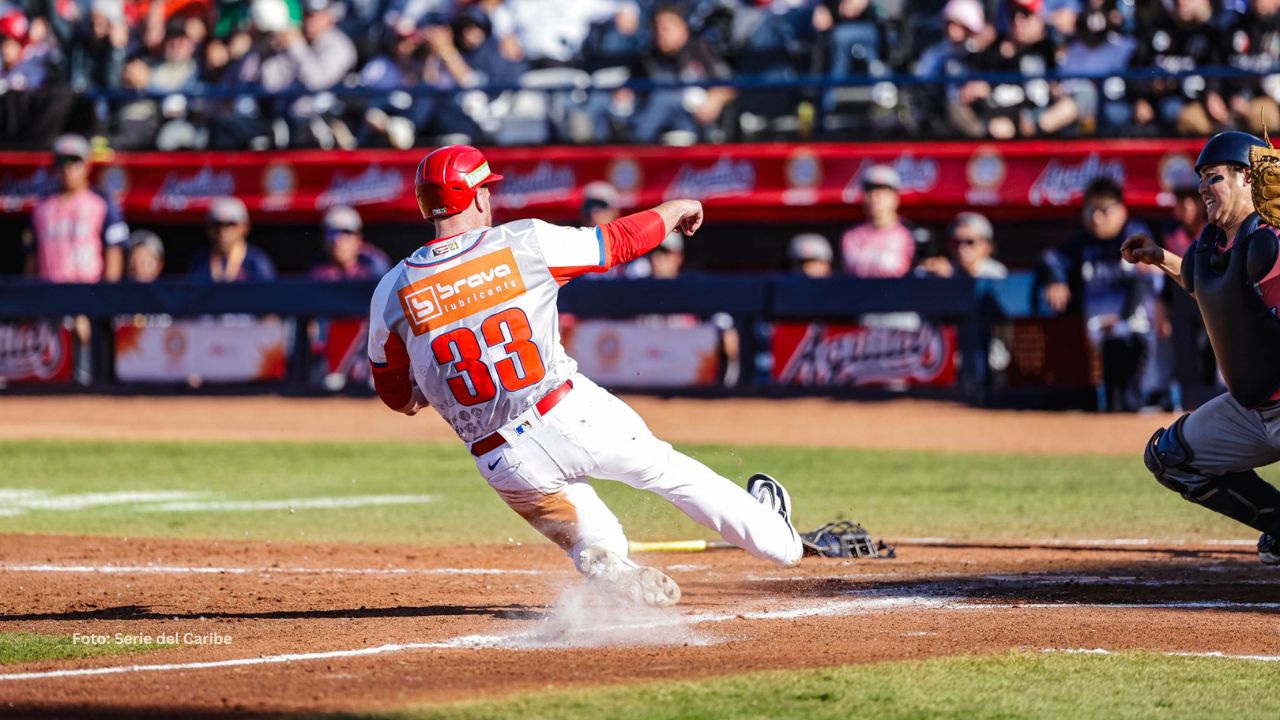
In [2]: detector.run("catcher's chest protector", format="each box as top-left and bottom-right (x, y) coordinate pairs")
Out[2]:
(1187, 213), (1280, 408)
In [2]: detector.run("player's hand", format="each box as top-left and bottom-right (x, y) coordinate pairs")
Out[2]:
(676, 199), (703, 236)
(1043, 282), (1071, 313)
(1120, 233), (1164, 266)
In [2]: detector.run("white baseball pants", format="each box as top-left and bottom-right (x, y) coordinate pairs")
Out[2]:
(473, 373), (802, 572)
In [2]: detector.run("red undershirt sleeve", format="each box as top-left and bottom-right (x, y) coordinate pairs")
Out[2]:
(600, 210), (668, 267)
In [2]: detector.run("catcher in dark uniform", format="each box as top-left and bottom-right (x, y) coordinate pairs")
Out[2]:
(1121, 130), (1280, 565)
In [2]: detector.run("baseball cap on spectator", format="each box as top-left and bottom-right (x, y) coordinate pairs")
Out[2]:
(0, 11), (29, 44)
(303, 0), (336, 15)
(51, 134), (91, 164)
(323, 205), (362, 235)
(251, 0), (291, 33)
(90, 0), (125, 23)
(128, 229), (166, 259)
(788, 233), (833, 263)
(952, 212), (994, 243)
(1011, 0), (1043, 14)
(657, 232), (683, 254)
(943, 0), (986, 34)
(208, 197), (249, 225)
(581, 181), (620, 212)
(861, 164), (901, 191)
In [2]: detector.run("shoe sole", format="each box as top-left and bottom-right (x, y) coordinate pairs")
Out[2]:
(747, 473), (792, 520)
(1262, 552), (1280, 566)
(747, 473), (803, 564)
(580, 546), (682, 607)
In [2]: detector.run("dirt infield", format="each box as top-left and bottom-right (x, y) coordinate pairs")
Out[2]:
(7, 396), (1263, 718)
(0, 395), (1176, 455)
(0, 534), (1275, 718)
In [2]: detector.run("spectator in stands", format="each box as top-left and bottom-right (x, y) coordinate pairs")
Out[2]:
(788, 233), (834, 278)
(1222, 0), (1280, 137)
(811, 0), (889, 76)
(0, 11), (48, 91)
(1160, 178), (1214, 409)
(44, 0), (131, 90)
(358, 21), (428, 149)
(224, 0), (357, 148)
(506, 0), (615, 67)
(1041, 176), (1154, 411)
(913, 0), (994, 137)
(448, 8), (527, 87)
(125, 229), (165, 283)
(149, 20), (201, 93)
(456, 0), (524, 62)
(1059, 6), (1136, 133)
(648, 232), (684, 280)
(981, 0), (1079, 138)
(1130, 0), (1232, 135)
(840, 165), (914, 278)
(627, 5), (735, 144)
(308, 206), (390, 280)
(109, 54), (162, 150)
(916, 212), (1008, 279)
(580, 1), (647, 72)
(25, 135), (128, 283)
(580, 180), (621, 227)
(191, 197), (277, 282)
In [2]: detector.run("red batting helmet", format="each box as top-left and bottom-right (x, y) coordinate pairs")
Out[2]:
(414, 145), (503, 220)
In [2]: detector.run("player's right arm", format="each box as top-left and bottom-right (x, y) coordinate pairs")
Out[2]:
(367, 269), (428, 415)
(538, 199), (704, 284)
(1121, 233), (1186, 289)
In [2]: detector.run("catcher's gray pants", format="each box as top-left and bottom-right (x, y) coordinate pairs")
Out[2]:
(1164, 393), (1280, 491)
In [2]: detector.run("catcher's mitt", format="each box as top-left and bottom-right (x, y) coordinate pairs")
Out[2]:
(800, 520), (895, 559)
(1251, 126), (1280, 227)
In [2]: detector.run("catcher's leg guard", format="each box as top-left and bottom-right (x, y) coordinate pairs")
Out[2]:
(1144, 415), (1280, 533)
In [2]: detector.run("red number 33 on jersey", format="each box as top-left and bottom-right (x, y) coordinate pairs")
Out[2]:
(430, 308), (546, 406)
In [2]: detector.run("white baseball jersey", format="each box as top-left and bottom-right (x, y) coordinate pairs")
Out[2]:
(368, 219), (608, 443)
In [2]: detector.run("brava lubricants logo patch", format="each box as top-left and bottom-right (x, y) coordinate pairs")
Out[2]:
(398, 248), (526, 335)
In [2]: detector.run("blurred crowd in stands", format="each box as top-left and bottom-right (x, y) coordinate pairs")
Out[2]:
(1, 0), (1278, 149)
(20, 131), (1214, 409)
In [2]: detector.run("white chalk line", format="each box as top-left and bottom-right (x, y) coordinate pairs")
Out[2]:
(0, 563), (546, 576)
(7, 591), (1277, 683)
(897, 536), (1257, 548)
(138, 495), (438, 512)
(0, 488), (437, 516)
(1047, 648), (1280, 662)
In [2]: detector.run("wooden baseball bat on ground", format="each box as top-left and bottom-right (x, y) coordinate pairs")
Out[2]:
(628, 539), (736, 553)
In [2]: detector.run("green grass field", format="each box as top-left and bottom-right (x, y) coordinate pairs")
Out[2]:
(317, 651), (1280, 720)
(0, 439), (1255, 544)
(1, 438), (1271, 719)
(0, 632), (171, 665)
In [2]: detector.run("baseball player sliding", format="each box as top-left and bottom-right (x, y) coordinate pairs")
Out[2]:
(367, 146), (803, 605)
(1122, 131), (1280, 566)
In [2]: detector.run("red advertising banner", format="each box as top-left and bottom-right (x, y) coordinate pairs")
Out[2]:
(0, 140), (1203, 224)
(772, 321), (957, 388)
(0, 320), (74, 385)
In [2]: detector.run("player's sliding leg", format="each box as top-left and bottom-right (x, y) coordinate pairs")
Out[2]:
(485, 477), (680, 606)
(560, 375), (803, 566)
(1143, 393), (1280, 564)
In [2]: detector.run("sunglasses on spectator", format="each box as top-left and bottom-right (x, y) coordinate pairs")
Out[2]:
(209, 220), (240, 228)
(53, 155), (85, 167)
(951, 235), (983, 247)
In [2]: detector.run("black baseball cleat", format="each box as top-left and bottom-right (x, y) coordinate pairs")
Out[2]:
(747, 473), (802, 560)
(1260, 532), (1280, 566)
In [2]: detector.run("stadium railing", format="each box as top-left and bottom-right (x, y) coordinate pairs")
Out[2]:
(0, 274), (1036, 398)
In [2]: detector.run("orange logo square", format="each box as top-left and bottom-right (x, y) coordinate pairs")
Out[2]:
(398, 248), (527, 335)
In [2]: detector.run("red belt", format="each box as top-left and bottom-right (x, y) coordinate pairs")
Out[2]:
(470, 379), (574, 456)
